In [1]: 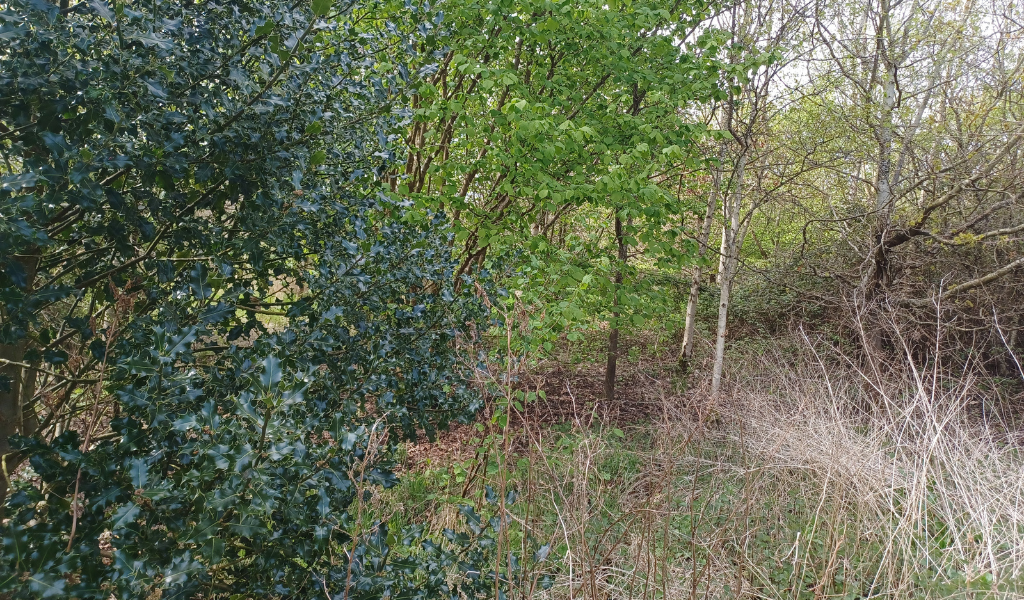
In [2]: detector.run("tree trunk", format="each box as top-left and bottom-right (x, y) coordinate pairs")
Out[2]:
(0, 252), (40, 509)
(711, 153), (746, 399)
(679, 261), (704, 375)
(716, 224), (728, 283)
(710, 245), (735, 399)
(605, 214), (627, 402)
(862, 53), (898, 364)
(679, 157), (724, 373)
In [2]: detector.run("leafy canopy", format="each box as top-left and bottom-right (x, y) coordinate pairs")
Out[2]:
(397, 0), (736, 348)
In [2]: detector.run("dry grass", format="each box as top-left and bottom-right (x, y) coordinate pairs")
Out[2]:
(503, 338), (1024, 599)
(387, 321), (1024, 599)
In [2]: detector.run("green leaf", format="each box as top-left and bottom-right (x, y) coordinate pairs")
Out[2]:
(189, 264), (213, 300)
(129, 31), (173, 50)
(126, 357), (159, 376)
(1, 172), (37, 191)
(129, 458), (149, 488)
(255, 21), (275, 36)
(165, 327), (199, 359)
(204, 537), (225, 565)
(534, 544), (550, 562)
(24, 575), (67, 599)
(173, 415), (198, 431)
(312, 0), (333, 16)
(42, 349), (68, 365)
(207, 448), (230, 470)
(260, 356), (283, 391)
(110, 502), (141, 531)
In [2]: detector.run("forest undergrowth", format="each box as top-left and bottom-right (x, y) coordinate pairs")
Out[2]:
(388, 326), (1024, 600)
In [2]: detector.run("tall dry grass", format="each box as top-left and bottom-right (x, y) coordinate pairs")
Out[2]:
(513, 337), (1024, 599)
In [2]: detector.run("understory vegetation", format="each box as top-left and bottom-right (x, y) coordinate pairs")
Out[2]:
(2, 0), (1023, 597)
(388, 334), (1024, 599)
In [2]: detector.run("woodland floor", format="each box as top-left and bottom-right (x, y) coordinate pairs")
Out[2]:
(394, 329), (1024, 600)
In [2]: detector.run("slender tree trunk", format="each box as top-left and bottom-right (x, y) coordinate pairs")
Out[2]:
(0, 251), (40, 509)
(682, 102), (733, 370)
(716, 224), (728, 283)
(605, 214), (627, 401)
(711, 153), (746, 399)
(862, 54), (898, 363)
(605, 85), (648, 400)
(679, 160), (724, 373)
(710, 244), (735, 399)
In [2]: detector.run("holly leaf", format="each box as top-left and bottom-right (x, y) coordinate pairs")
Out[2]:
(88, 0), (115, 22)
(110, 502), (141, 531)
(260, 356), (282, 392)
(129, 458), (148, 488)
(189, 264), (213, 300)
(0, 173), (37, 192)
(130, 30), (172, 50)
(164, 327), (199, 360)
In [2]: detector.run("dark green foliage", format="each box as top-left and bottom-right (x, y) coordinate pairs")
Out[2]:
(0, 0), (510, 597)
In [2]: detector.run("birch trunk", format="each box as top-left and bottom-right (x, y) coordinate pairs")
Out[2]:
(679, 143), (726, 373)
(711, 153), (747, 399)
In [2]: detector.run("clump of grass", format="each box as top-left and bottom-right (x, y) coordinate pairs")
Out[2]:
(721, 342), (1024, 599)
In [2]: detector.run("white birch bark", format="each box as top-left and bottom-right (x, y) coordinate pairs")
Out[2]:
(711, 152), (747, 398)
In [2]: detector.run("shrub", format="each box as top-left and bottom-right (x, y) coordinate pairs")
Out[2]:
(0, 0), (503, 597)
